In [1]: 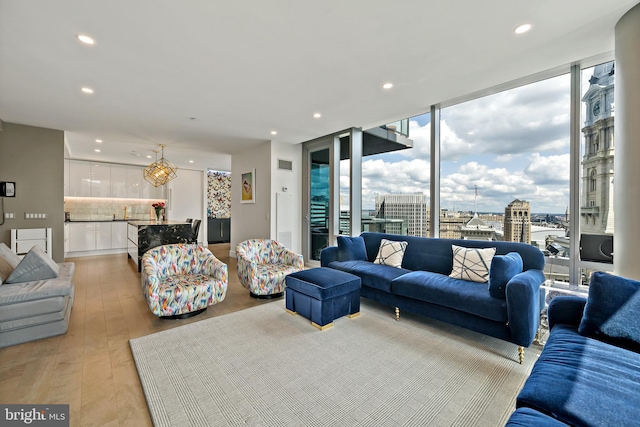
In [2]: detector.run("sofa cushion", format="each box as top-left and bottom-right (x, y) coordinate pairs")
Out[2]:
(6, 246), (59, 284)
(0, 243), (21, 270)
(374, 239), (407, 268)
(488, 252), (523, 299)
(328, 260), (410, 293)
(337, 236), (368, 262)
(391, 271), (508, 322)
(0, 263), (74, 304)
(578, 272), (640, 352)
(506, 408), (569, 426)
(0, 257), (13, 285)
(516, 324), (640, 427)
(449, 245), (495, 283)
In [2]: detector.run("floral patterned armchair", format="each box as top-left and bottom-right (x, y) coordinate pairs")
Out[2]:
(236, 239), (304, 298)
(142, 244), (227, 318)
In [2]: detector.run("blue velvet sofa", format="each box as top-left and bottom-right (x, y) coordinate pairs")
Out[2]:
(506, 272), (640, 426)
(321, 232), (546, 362)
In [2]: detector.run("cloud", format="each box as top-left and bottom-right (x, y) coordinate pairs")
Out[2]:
(524, 153), (570, 185)
(359, 158), (430, 209)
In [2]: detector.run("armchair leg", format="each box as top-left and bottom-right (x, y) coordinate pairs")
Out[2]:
(518, 346), (525, 364)
(395, 307), (400, 321)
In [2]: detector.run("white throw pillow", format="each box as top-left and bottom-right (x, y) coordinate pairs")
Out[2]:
(374, 239), (408, 268)
(449, 245), (496, 283)
(0, 242), (21, 269)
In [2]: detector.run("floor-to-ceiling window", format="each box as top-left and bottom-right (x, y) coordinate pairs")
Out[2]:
(303, 57), (616, 279)
(578, 60), (615, 285)
(361, 114), (431, 237)
(439, 74), (571, 248)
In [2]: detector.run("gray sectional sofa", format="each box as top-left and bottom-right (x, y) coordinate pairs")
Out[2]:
(0, 243), (75, 348)
(321, 232), (546, 362)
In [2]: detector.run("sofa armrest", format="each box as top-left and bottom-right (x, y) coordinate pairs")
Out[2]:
(548, 295), (586, 330)
(505, 269), (545, 347)
(202, 255), (228, 283)
(320, 246), (339, 267)
(141, 257), (162, 301)
(281, 248), (304, 269)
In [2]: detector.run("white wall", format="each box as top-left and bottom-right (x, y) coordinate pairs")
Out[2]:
(271, 142), (302, 254)
(615, 3), (640, 280)
(166, 168), (206, 243)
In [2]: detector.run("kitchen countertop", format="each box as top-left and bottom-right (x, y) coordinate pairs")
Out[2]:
(127, 220), (192, 226)
(66, 219), (145, 223)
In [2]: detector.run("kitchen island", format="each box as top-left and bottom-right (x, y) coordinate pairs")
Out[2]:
(127, 220), (193, 271)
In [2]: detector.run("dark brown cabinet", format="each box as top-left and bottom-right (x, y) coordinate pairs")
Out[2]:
(208, 218), (230, 243)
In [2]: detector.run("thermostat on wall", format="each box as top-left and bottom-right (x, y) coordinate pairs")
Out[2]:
(1, 181), (16, 197)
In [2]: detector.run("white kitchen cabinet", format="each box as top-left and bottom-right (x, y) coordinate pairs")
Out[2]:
(111, 222), (127, 249)
(68, 223), (97, 252)
(66, 160), (163, 200)
(68, 160), (91, 197)
(126, 165), (142, 198)
(91, 162), (111, 198)
(142, 178), (165, 199)
(110, 164), (128, 198)
(96, 222), (112, 250)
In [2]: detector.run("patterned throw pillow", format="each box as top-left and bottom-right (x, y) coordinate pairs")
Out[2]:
(374, 239), (408, 268)
(449, 245), (496, 283)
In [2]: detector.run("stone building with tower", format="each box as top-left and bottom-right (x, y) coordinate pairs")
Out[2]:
(581, 63), (615, 235)
(504, 199), (531, 244)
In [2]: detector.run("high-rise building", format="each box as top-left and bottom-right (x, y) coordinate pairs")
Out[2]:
(504, 199), (531, 243)
(581, 63), (615, 234)
(374, 193), (428, 237)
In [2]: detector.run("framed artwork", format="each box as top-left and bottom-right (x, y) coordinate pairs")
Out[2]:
(241, 169), (255, 204)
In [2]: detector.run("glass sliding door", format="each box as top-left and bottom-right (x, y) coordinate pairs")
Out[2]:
(309, 147), (331, 261)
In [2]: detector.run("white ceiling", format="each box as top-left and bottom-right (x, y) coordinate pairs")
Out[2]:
(1, 1), (638, 171)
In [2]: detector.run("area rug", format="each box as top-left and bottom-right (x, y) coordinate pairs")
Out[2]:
(130, 300), (540, 427)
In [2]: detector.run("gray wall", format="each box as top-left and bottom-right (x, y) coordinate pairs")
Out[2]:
(0, 122), (65, 262)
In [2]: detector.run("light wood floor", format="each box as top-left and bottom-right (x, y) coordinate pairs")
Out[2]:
(0, 244), (272, 426)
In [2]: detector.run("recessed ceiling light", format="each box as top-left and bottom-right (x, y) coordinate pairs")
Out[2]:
(271, 131), (278, 135)
(81, 87), (94, 94)
(189, 160), (194, 164)
(95, 139), (102, 143)
(76, 34), (95, 45)
(382, 83), (393, 89)
(146, 155), (152, 159)
(313, 113), (322, 119)
(94, 149), (101, 153)
(514, 24), (532, 34)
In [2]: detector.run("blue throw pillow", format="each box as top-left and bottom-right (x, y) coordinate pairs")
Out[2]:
(578, 272), (640, 352)
(488, 252), (523, 299)
(337, 236), (368, 262)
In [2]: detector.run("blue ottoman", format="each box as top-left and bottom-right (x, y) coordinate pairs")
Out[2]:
(285, 267), (361, 330)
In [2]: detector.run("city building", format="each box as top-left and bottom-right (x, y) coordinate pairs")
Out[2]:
(581, 63), (615, 235)
(504, 200), (531, 244)
(374, 194), (428, 237)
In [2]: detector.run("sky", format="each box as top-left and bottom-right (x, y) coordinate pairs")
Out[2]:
(346, 72), (584, 215)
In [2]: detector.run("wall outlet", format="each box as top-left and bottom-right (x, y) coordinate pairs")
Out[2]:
(24, 213), (46, 219)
